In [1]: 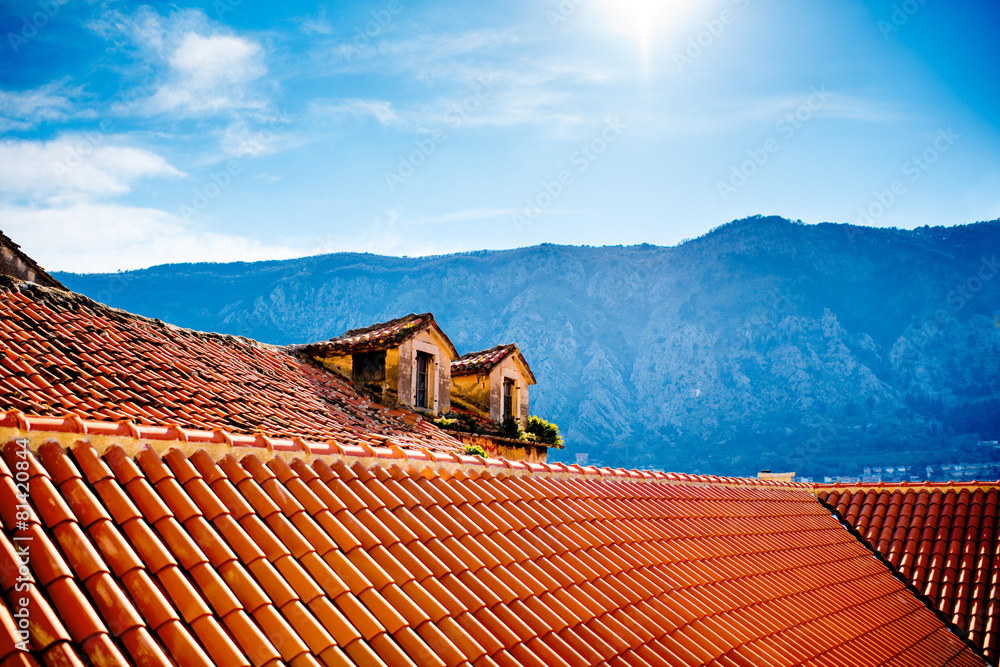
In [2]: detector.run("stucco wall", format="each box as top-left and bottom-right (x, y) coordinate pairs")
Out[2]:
(398, 329), (453, 415)
(312, 326), (453, 415)
(437, 350), (451, 415)
(385, 347), (400, 407)
(452, 432), (548, 463)
(450, 374), (490, 418)
(1, 246), (42, 284)
(453, 356), (532, 425)
(321, 355), (353, 382)
(487, 356), (530, 425)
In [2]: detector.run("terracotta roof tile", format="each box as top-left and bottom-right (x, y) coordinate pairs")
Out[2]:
(451, 343), (535, 381)
(301, 312), (458, 359)
(817, 481), (1000, 662)
(0, 277), (991, 667)
(0, 280), (463, 454)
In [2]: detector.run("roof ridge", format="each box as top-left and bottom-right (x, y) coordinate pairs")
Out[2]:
(0, 407), (814, 487)
(812, 481), (1000, 493)
(335, 312), (430, 340)
(454, 343), (515, 361)
(816, 492), (992, 664)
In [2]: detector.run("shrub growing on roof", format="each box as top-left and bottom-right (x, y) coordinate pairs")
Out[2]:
(463, 443), (486, 457)
(525, 415), (562, 447)
(500, 416), (522, 440)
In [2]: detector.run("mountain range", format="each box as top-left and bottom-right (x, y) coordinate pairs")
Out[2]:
(56, 216), (1000, 479)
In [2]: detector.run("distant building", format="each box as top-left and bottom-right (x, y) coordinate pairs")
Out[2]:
(758, 470), (796, 482)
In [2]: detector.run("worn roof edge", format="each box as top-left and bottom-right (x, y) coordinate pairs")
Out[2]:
(297, 312), (460, 360)
(452, 343), (515, 369)
(816, 494), (993, 664)
(0, 231), (67, 290)
(0, 409), (813, 488)
(451, 343), (537, 384)
(337, 312), (429, 339)
(440, 427), (557, 450)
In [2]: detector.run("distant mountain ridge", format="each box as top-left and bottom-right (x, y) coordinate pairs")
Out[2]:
(56, 216), (1000, 478)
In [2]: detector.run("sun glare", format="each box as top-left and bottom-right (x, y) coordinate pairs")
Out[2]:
(596, 0), (696, 62)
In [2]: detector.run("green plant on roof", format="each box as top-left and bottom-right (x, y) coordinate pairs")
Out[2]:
(431, 416), (457, 428)
(524, 416), (562, 447)
(464, 444), (486, 457)
(433, 411), (483, 434)
(500, 416), (523, 440)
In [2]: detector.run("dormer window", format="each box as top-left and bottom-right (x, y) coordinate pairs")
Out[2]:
(451, 344), (536, 426)
(503, 377), (514, 420)
(416, 351), (431, 409)
(300, 312), (457, 416)
(352, 350), (386, 402)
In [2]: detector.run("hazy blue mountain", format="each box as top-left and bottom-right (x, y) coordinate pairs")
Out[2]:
(56, 216), (1000, 478)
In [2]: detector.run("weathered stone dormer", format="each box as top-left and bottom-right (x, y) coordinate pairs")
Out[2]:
(450, 344), (536, 425)
(0, 230), (65, 289)
(301, 313), (458, 416)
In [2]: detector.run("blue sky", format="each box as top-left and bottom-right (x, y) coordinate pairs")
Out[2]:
(1, 0), (998, 272)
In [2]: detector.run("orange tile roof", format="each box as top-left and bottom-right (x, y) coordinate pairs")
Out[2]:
(301, 313), (458, 358)
(451, 345), (518, 376)
(0, 277), (462, 453)
(0, 432), (986, 666)
(818, 482), (1000, 663)
(0, 241), (990, 666)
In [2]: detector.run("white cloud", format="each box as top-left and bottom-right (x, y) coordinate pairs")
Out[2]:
(149, 32), (266, 114)
(309, 99), (402, 127)
(89, 6), (268, 118)
(298, 7), (333, 36)
(309, 29), (522, 80)
(301, 27), (626, 132)
(0, 81), (86, 134)
(632, 90), (906, 138)
(0, 135), (184, 202)
(1, 202), (306, 273)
